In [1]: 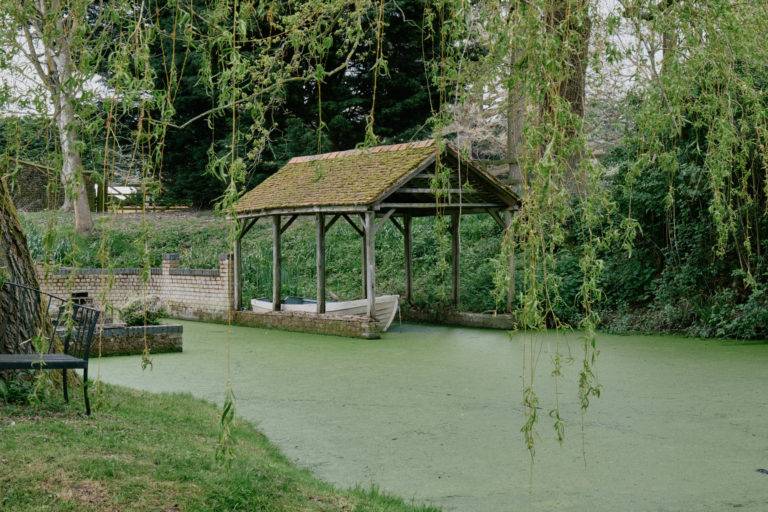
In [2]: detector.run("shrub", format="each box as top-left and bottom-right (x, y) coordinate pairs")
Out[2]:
(700, 284), (768, 340)
(120, 295), (166, 326)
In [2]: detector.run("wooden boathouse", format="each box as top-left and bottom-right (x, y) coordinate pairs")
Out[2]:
(231, 139), (520, 338)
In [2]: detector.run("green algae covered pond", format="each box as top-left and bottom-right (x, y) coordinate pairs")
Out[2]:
(95, 321), (768, 511)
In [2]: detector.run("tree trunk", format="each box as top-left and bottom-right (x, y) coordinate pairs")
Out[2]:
(660, 1), (677, 76)
(505, 56), (524, 313)
(553, 2), (590, 120)
(0, 177), (45, 356)
(56, 94), (93, 234)
(544, 0), (591, 192)
(506, 67), (525, 188)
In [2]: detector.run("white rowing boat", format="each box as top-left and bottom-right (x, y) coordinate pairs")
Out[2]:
(250, 295), (400, 331)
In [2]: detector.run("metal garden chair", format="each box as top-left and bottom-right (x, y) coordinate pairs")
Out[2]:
(0, 282), (100, 415)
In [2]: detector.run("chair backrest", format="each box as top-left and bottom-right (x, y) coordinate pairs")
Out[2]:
(1, 282), (100, 360)
(58, 301), (101, 361)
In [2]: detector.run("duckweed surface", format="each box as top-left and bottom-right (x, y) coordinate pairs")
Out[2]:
(96, 321), (768, 511)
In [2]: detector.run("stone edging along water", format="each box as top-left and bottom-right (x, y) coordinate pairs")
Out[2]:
(400, 305), (516, 330)
(94, 324), (183, 357)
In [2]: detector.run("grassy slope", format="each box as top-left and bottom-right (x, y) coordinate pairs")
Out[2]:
(0, 384), (439, 512)
(21, 211), (505, 313)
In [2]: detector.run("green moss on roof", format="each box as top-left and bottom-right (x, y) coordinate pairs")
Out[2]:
(235, 140), (437, 214)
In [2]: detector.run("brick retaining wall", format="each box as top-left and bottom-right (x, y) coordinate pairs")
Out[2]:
(96, 324), (183, 356)
(37, 253), (233, 322)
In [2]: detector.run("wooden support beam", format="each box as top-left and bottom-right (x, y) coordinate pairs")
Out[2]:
(238, 205), (368, 219)
(361, 214), (368, 298)
(504, 212), (514, 313)
(316, 213), (326, 314)
(233, 217), (258, 311)
(272, 215), (281, 311)
(375, 209), (396, 233)
(398, 187), (465, 194)
(451, 211), (460, 307)
(404, 214), (413, 304)
(364, 211), (376, 318)
(233, 236), (242, 311)
(240, 217), (258, 238)
(390, 216), (404, 235)
(342, 213), (364, 237)
(487, 209), (505, 229)
(325, 214), (341, 232)
(377, 202), (501, 209)
(280, 214), (298, 234)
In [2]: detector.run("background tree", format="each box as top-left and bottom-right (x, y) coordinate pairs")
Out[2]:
(154, 0), (440, 207)
(598, 0), (768, 339)
(0, 0), (118, 233)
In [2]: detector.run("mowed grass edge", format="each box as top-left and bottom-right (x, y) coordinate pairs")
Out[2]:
(0, 383), (440, 512)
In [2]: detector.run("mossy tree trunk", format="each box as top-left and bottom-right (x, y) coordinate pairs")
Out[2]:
(0, 176), (45, 356)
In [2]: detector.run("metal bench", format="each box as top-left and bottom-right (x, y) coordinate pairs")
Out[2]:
(0, 282), (100, 415)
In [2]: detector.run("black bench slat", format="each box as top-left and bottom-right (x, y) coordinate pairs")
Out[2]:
(0, 354), (87, 370)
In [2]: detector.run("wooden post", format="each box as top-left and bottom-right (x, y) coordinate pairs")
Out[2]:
(272, 214), (281, 311)
(364, 211), (376, 318)
(233, 234), (242, 311)
(404, 214), (413, 304)
(504, 212), (515, 313)
(361, 214), (368, 298)
(451, 211), (460, 307)
(316, 213), (326, 314)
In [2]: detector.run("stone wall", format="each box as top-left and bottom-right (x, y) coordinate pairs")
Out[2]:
(38, 253), (233, 322)
(96, 324), (183, 357)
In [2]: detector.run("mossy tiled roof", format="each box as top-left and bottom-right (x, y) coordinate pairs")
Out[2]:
(235, 140), (438, 214)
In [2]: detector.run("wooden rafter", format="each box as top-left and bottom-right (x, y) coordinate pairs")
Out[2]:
(487, 209), (505, 229)
(342, 213), (364, 237)
(325, 214), (341, 231)
(280, 214), (298, 234)
(373, 154), (437, 207)
(375, 209), (396, 233)
(377, 202), (503, 209)
(390, 217), (404, 235)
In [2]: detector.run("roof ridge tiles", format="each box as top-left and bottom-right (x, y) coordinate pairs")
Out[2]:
(287, 139), (434, 164)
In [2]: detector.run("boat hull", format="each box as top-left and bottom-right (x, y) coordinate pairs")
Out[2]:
(250, 295), (400, 332)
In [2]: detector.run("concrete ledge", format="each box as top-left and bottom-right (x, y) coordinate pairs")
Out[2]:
(401, 306), (516, 330)
(232, 310), (381, 340)
(169, 268), (220, 277)
(49, 267), (162, 276)
(96, 324), (183, 356)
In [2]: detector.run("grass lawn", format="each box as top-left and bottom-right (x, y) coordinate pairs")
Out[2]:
(0, 383), (438, 512)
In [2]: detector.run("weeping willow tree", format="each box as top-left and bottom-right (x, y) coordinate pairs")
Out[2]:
(6, 0), (763, 468)
(618, 0), (768, 269)
(1, 0), (613, 459)
(425, 0), (615, 458)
